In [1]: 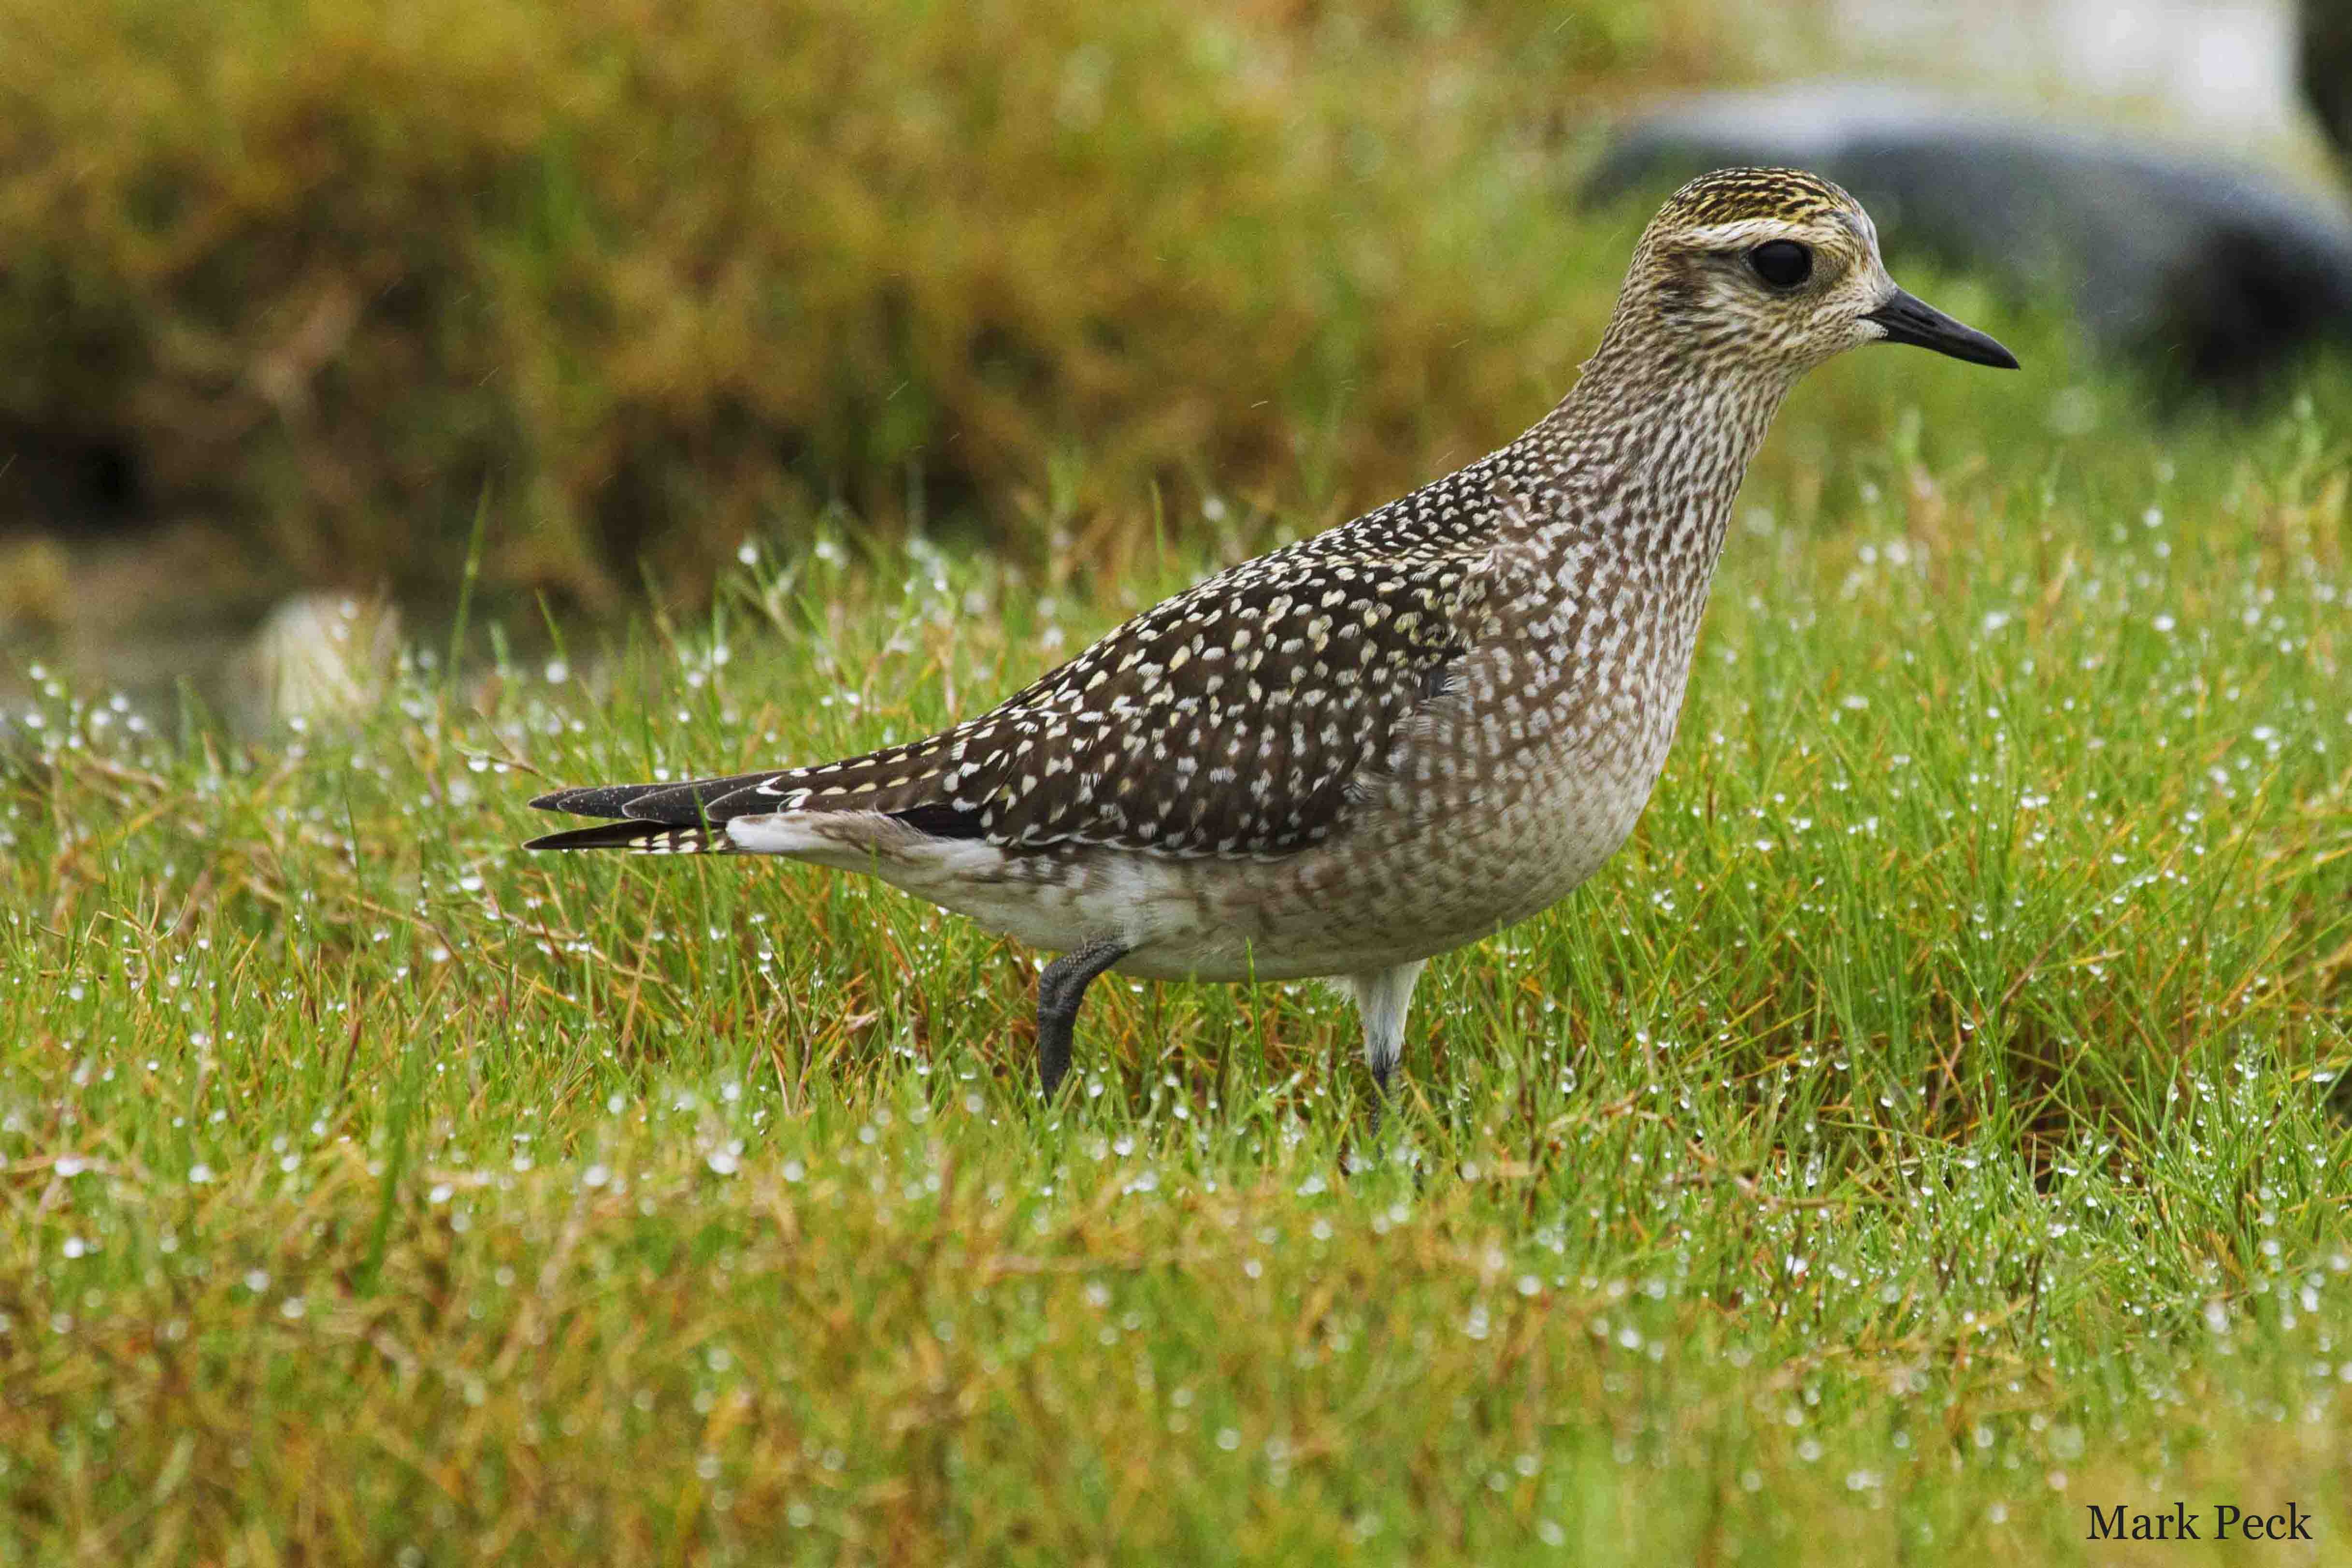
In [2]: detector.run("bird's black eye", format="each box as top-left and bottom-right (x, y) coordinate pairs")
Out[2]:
(1747, 240), (1813, 289)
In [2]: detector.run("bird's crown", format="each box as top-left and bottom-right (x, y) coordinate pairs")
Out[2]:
(1648, 167), (1861, 231)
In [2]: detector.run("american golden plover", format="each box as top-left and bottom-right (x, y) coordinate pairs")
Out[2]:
(528, 168), (2016, 1102)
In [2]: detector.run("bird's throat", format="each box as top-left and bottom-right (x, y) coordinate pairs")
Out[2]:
(1522, 350), (1796, 575)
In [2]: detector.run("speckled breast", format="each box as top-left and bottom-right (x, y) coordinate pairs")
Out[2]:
(1121, 676), (1687, 982)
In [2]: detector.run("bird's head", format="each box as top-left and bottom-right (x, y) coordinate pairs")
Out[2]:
(1604, 167), (2018, 381)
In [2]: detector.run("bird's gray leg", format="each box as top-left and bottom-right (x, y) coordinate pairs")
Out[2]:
(1036, 937), (1129, 1099)
(1347, 960), (1428, 1122)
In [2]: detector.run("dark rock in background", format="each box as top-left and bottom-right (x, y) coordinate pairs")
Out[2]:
(2302, 0), (2352, 167)
(1584, 83), (2352, 390)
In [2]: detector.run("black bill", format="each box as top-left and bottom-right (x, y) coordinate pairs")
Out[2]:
(1864, 288), (2020, 369)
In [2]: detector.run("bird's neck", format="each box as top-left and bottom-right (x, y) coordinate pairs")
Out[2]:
(1518, 345), (1797, 571)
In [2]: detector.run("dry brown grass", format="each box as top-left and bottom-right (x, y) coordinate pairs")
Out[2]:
(0, 0), (1733, 613)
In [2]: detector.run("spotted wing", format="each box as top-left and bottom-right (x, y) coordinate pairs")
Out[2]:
(932, 549), (1487, 854)
(531, 547), (1490, 857)
(529, 446), (1552, 856)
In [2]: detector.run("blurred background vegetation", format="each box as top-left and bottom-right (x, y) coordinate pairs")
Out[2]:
(0, 0), (1735, 620)
(0, 0), (2341, 704)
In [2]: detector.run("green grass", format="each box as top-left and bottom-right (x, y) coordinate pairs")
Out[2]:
(3, 313), (2351, 1562)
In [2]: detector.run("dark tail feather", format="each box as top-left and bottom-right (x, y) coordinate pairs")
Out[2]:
(527, 765), (969, 853)
(525, 770), (784, 854)
(523, 819), (726, 854)
(526, 777), (744, 853)
(529, 781), (670, 819)
(530, 771), (774, 822)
